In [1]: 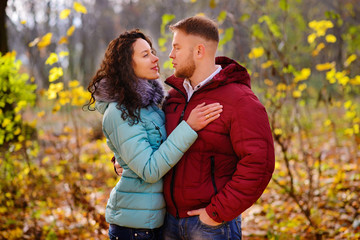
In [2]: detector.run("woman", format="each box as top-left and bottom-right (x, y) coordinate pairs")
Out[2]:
(86, 30), (222, 240)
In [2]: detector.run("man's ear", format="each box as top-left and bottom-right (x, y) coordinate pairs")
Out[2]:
(195, 44), (205, 58)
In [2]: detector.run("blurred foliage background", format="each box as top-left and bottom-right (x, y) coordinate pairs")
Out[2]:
(0, 0), (359, 239)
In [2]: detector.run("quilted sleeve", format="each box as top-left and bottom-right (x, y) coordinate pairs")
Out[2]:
(103, 107), (197, 184)
(206, 93), (275, 222)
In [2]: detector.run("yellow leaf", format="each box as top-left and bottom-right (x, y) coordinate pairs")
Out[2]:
(85, 173), (93, 180)
(14, 114), (21, 122)
(324, 119), (332, 127)
(338, 75), (349, 86)
(294, 68), (311, 82)
(248, 47), (264, 59)
(48, 67), (63, 82)
(2, 118), (11, 128)
(58, 91), (71, 105)
(325, 34), (336, 43)
(42, 157), (50, 164)
(28, 37), (40, 47)
(276, 83), (287, 91)
(345, 111), (356, 120)
(344, 100), (352, 109)
(312, 43), (325, 56)
(60, 9), (71, 19)
(307, 33), (317, 44)
(292, 90), (302, 98)
(59, 51), (69, 57)
(47, 83), (64, 99)
(309, 20), (333, 37)
(37, 111), (45, 118)
(67, 25), (75, 36)
(274, 128), (282, 135)
(69, 80), (80, 88)
(58, 36), (69, 45)
(298, 83), (307, 91)
(73, 2), (87, 14)
(45, 53), (59, 65)
(37, 33), (53, 49)
(14, 128), (21, 135)
(261, 60), (273, 69)
(350, 75), (360, 85)
(344, 54), (357, 67)
(326, 68), (336, 84)
(354, 124), (359, 134)
(264, 79), (273, 86)
(52, 104), (61, 113)
(344, 128), (354, 136)
(316, 62), (335, 71)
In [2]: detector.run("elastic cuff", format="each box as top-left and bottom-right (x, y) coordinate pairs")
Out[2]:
(205, 205), (223, 223)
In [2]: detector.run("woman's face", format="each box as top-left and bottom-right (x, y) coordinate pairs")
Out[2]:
(132, 38), (159, 80)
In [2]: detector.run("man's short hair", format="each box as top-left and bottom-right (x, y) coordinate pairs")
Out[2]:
(169, 16), (219, 43)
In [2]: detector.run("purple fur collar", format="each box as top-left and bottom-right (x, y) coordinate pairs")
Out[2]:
(95, 78), (165, 107)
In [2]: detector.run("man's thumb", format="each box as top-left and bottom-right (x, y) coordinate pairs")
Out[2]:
(187, 209), (199, 216)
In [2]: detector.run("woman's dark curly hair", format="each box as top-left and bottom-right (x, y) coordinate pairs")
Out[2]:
(85, 29), (155, 125)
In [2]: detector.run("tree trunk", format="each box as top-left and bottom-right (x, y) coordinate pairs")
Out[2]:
(0, 0), (8, 54)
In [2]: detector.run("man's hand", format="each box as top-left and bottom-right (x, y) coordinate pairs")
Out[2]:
(187, 208), (222, 226)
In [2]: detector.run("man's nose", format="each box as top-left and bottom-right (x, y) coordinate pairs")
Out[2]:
(169, 49), (174, 59)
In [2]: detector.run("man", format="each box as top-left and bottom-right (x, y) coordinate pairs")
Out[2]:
(161, 16), (275, 239)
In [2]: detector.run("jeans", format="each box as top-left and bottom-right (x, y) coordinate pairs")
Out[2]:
(109, 224), (162, 240)
(162, 213), (242, 240)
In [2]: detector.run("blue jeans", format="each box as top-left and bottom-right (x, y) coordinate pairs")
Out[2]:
(109, 224), (162, 240)
(162, 213), (242, 240)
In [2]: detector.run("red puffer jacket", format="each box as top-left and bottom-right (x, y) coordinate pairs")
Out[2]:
(163, 56), (275, 222)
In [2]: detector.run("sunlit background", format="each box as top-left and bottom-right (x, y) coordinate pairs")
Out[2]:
(1, 0), (359, 239)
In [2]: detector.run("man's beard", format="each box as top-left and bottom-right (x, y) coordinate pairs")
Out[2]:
(174, 57), (195, 79)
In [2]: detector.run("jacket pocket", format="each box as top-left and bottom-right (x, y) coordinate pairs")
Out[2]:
(210, 156), (218, 194)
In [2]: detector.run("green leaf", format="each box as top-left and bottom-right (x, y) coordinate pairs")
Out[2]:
(158, 37), (167, 47)
(161, 14), (176, 35)
(251, 24), (264, 40)
(217, 11), (227, 24)
(240, 14), (250, 22)
(219, 27), (234, 47)
(163, 59), (173, 70)
(279, 0), (288, 11)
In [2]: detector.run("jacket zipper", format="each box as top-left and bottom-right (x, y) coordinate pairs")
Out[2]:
(152, 122), (164, 144)
(165, 77), (221, 218)
(165, 82), (189, 219)
(210, 156), (218, 194)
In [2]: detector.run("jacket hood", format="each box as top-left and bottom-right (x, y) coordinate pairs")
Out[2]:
(165, 56), (251, 91)
(95, 101), (110, 115)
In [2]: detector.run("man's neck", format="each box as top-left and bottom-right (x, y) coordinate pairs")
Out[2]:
(189, 64), (218, 88)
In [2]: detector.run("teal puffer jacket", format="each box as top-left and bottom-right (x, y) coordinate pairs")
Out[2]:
(96, 101), (197, 229)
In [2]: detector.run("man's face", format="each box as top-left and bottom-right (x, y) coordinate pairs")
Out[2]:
(169, 30), (196, 79)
